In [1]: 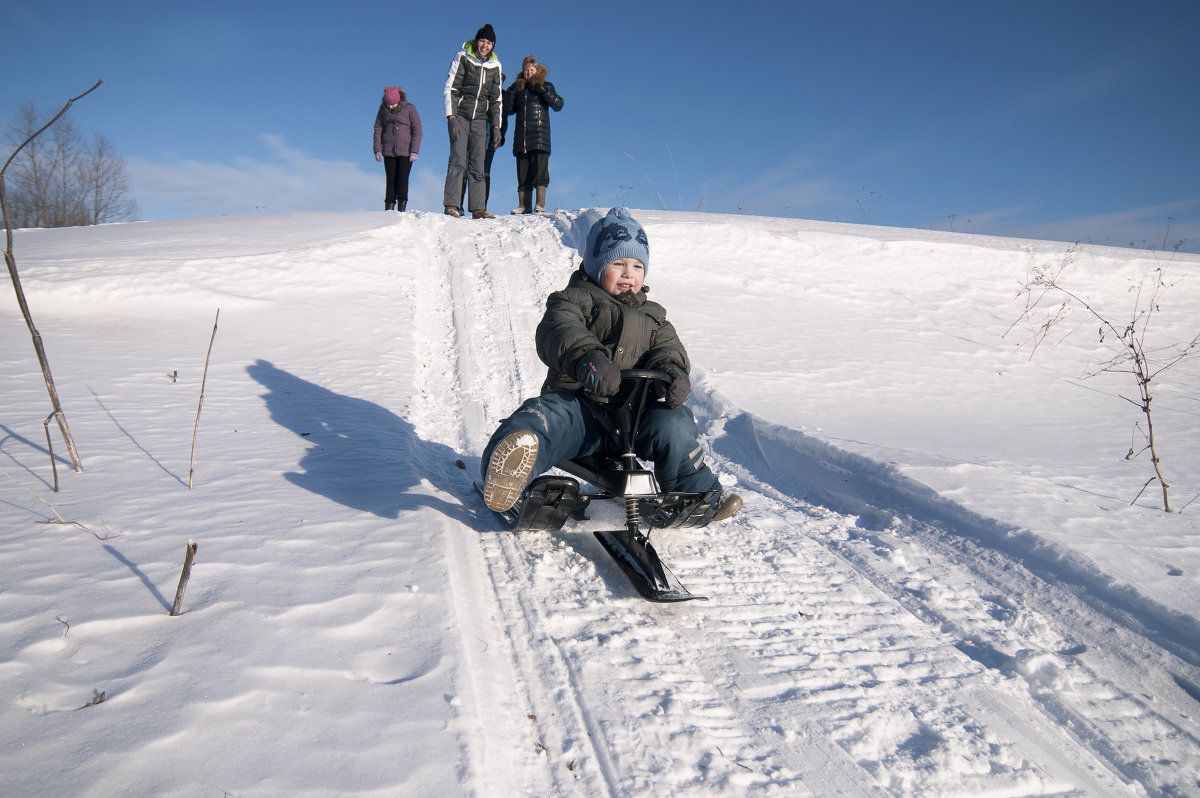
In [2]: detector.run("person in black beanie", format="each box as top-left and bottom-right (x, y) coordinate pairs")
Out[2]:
(442, 24), (503, 219)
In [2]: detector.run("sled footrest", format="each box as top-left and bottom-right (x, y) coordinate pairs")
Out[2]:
(513, 475), (591, 531)
(642, 489), (721, 529)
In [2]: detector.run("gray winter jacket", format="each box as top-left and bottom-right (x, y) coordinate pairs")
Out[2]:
(374, 100), (423, 158)
(535, 269), (689, 394)
(443, 42), (503, 128)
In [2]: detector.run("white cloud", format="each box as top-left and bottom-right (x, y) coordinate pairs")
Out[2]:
(127, 134), (378, 220)
(1005, 199), (1200, 252)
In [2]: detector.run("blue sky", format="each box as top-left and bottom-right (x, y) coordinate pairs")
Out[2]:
(4, 0), (1198, 252)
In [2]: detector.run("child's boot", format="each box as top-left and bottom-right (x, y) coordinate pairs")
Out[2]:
(511, 190), (531, 215)
(483, 432), (539, 511)
(535, 186), (546, 212)
(712, 492), (742, 522)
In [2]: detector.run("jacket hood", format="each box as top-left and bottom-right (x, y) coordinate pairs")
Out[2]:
(514, 64), (548, 90)
(464, 41), (498, 62)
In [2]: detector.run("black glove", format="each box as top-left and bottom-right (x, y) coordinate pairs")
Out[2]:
(576, 351), (621, 397)
(533, 82), (547, 95)
(659, 366), (691, 408)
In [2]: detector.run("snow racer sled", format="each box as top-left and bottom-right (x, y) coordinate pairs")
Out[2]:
(480, 370), (721, 602)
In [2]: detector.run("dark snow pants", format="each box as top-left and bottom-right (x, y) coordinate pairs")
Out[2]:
(481, 389), (720, 495)
(515, 151), (551, 190)
(383, 156), (413, 205)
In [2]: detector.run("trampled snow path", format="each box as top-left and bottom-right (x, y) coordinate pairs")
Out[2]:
(396, 213), (1197, 795)
(3, 210), (1199, 796)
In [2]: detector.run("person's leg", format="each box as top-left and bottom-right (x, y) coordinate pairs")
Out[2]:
(483, 144), (496, 205)
(383, 156), (398, 208)
(465, 118), (488, 211)
(532, 152), (550, 211)
(481, 391), (601, 510)
(395, 157), (413, 209)
(513, 154), (533, 213)
(635, 405), (721, 494)
(442, 116), (468, 209)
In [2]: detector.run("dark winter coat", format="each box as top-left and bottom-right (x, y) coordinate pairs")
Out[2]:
(374, 97), (423, 158)
(535, 269), (689, 395)
(444, 42), (504, 128)
(504, 66), (564, 155)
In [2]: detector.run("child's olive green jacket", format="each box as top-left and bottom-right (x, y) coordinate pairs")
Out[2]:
(535, 269), (690, 395)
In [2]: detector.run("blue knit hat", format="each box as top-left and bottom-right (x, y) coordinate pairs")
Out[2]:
(583, 208), (650, 283)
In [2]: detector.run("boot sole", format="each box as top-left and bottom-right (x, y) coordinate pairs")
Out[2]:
(483, 432), (539, 511)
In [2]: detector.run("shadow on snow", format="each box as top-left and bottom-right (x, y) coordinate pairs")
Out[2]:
(247, 359), (473, 524)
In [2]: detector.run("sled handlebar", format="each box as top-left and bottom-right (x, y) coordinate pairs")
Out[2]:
(620, 369), (672, 384)
(583, 369), (671, 407)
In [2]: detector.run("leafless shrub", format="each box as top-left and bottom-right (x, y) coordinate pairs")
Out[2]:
(1007, 242), (1198, 511)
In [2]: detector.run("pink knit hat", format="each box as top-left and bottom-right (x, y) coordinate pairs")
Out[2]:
(383, 87), (401, 106)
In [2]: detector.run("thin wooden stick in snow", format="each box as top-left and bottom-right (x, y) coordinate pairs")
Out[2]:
(43, 413), (60, 492)
(1, 467), (68, 524)
(169, 539), (199, 616)
(1, 80), (103, 475)
(188, 309), (219, 489)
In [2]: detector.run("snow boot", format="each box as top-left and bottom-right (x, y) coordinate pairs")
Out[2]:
(511, 190), (531, 215)
(483, 432), (539, 511)
(385, 201), (395, 211)
(398, 200), (407, 212)
(712, 493), (743, 522)
(535, 186), (546, 212)
(471, 208), (496, 219)
(444, 205), (463, 217)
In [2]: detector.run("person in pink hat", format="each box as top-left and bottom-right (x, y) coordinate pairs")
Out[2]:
(373, 86), (422, 211)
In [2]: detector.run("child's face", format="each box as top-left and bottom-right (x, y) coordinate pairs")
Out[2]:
(599, 258), (645, 296)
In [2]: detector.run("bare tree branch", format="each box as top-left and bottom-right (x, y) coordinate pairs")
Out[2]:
(1, 81), (104, 475)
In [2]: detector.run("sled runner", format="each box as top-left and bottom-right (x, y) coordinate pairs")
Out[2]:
(477, 370), (717, 602)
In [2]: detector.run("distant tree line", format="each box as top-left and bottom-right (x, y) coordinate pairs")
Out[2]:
(3, 101), (138, 228)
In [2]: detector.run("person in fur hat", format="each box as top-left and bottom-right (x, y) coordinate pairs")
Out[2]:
(442, 24), (503, 219)
(480, 208), (742, 523)
(373, 86), (422, 211)
(503, 55), (564, 214)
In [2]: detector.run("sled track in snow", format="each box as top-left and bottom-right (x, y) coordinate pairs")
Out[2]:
(414, 217), (1197, 796)
(701, 406), (1200, 796)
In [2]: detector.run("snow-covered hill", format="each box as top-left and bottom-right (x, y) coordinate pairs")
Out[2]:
(2, 209), (1199, 796)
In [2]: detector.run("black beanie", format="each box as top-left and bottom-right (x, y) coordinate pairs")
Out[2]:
(475, 24), (495, 44)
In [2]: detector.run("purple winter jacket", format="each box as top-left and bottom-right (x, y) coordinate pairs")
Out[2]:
(374, 100), (423, 158)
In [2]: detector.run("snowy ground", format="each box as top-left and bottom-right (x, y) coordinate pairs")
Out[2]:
(2, 209), (1199, 797)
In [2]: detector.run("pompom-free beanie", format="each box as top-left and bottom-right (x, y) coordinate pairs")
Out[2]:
(382, 86), (401, 106)
(583, 208), (650, 283)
